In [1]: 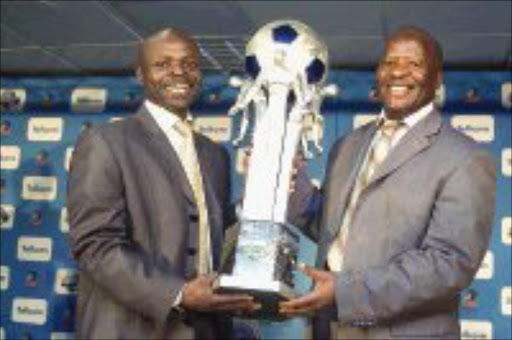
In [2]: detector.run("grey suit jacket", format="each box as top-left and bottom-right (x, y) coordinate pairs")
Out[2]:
(291, 110), (496, 339)
(67, 107), (234, 339)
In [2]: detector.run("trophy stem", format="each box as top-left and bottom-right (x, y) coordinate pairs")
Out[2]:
(273, 112), (302, 220)
(242, 83), (300, 223)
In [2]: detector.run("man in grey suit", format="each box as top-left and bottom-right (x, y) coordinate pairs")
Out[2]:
(67, 28), (253, 339)
(281, 26), (497, 339)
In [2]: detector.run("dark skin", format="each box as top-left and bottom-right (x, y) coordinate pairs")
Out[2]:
(181, 274), (254, 313)
(279, 27), (443, 317)
(137, 29), (254, 313)
(136, 29), (201, 120)
(376, 29), (443, 120)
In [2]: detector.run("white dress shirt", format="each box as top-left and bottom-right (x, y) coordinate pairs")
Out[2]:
(145, 99), (193, 164)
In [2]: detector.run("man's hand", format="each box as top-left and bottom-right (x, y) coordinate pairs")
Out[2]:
(289, 149), (308, 194)
(279, 264), (336, 316)
(181, 274), (255, 313)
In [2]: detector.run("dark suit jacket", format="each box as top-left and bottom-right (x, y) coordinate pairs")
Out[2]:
(67, 107), (234, 339)
(290, 110), (497, 339)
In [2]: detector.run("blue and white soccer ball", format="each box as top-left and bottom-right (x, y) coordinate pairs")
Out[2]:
(245, 19), (328, 86)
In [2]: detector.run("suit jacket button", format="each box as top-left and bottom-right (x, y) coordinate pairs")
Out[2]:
(187, 248), (197, 256)
(189, 214), (199, 222)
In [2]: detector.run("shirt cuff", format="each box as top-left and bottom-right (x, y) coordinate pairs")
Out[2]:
(173, 288), (184, 307)
(170, 284), (187, 318)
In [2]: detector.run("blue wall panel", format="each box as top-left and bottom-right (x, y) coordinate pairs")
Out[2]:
(1, 71), (510, 339)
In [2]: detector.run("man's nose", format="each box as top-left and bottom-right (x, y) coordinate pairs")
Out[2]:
(390, 62), (408, 78)
(167, 62), (185, 76)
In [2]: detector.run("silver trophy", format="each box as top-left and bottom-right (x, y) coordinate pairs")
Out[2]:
(215, 19), (330, 318)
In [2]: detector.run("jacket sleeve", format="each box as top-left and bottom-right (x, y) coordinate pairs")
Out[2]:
(287, 137), (345, 241)
(67, 128), (185, 326)
(335, 147), (497, 324)
(219, 144), (237, 229)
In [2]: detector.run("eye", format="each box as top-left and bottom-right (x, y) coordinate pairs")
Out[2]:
(382, 59), (396, 67)
(182, 60), (199, 70)
(152, 61), (168, 69)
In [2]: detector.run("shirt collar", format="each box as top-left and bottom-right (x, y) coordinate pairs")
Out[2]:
(378, 102), (434, 128)
(144, 99), (192, 131)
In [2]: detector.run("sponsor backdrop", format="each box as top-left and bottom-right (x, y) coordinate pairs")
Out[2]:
(0, 71), (510, 340)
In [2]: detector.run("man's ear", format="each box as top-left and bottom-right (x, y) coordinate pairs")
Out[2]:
(136, 67), (143, 83)
(436, 71), (444, 88)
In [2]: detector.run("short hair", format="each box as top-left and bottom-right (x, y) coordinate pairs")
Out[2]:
(137, 28), (200, 66)
(386, 25), (444, 72)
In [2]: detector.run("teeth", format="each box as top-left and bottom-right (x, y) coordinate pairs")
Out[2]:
(389, 85), (408, 94)
(165, 84), (189, 94)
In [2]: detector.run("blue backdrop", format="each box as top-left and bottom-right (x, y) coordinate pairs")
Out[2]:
(1, 70), (510, 339)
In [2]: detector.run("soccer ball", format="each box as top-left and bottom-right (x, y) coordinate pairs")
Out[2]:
(245, 19), (328, 86)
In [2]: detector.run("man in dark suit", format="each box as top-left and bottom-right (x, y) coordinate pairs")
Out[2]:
(67, 28), (253, 339)
(281, 26), (497, 339)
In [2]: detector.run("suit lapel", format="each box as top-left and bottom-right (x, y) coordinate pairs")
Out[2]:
(195, 135), (223, 269)
(319, 111), (442, 263)
(366, 110), (442, 188)
(325, 123), (378, 239)
(134, 108), (196, 204)
(136, 107), (224, 269)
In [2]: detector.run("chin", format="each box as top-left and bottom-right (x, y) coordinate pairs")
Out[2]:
(385, 107), (408, 119)
(164, 100), (191, 111)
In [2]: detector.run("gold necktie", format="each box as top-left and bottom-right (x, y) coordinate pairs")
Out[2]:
(327, 119), (405, 271)
(362, 119), (405, 187)
(175, 119), (211, 275)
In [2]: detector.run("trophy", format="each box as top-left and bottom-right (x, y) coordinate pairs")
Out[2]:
(215, 19), (330, 318)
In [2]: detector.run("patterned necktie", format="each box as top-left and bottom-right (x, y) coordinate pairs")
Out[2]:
(174, 119), (212, 275)
(327, 119), (405, 271)
(362, 119), (405, 187)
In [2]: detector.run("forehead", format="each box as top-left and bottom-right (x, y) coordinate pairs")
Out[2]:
(141, 35), (199, 59)
(385, 35), (429, 57)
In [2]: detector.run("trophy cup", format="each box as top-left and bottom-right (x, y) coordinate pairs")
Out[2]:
(215, 19), (329, 318)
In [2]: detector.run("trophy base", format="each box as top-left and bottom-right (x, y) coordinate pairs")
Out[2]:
(214, 220), (300, 319)
(214, 274), (296, 320)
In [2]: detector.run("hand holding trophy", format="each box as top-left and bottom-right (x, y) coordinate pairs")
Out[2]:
(215, 19), (330, 319)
